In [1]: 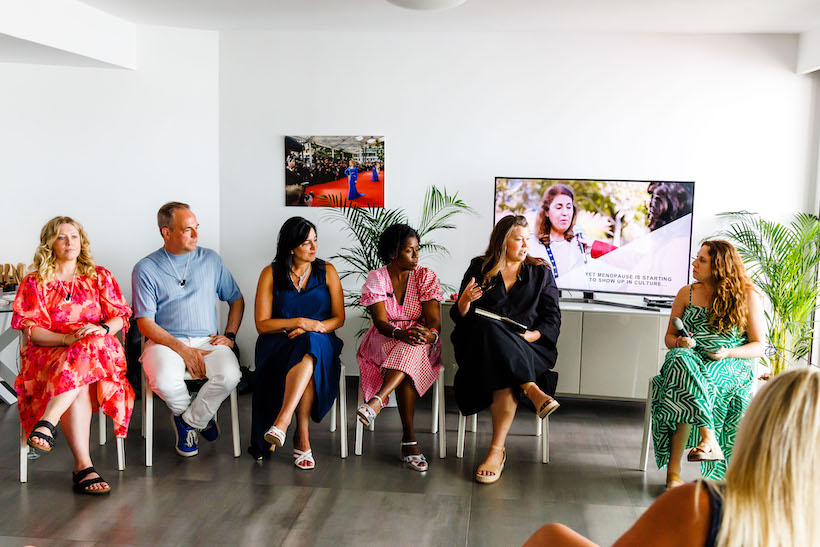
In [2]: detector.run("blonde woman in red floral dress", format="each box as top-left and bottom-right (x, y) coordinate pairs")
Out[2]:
(12, 216), (134, 495)
(356, 224), (443, 472)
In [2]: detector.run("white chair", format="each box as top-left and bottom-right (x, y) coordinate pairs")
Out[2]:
(354, 366), (447, 458)
(328, 364), (349, 458)
(140, 336), (240, 466)
(18, 331), (125, 483)
(456, 410), (550, 463)
(639, 376), (656, 472)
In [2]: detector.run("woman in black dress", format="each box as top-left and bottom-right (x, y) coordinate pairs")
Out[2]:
(451, 215), (562, 484)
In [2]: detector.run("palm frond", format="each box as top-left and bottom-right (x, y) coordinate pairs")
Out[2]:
(715, 211), (820, 372)
(321, 185), (474, 338)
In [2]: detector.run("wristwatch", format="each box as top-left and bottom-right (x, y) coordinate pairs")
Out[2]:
(225, 332), (237, 342)
(100, 323), (110, 334)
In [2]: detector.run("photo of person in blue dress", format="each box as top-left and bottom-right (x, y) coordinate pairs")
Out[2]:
(345, 160), (365, 200)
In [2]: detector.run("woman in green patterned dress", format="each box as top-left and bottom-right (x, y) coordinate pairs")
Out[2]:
(652, 240), (766, 489)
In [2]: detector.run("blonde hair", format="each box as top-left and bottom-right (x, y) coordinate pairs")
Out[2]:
(716, 367), (820, 547)
(702, 240), (754, 334)
(31, 216), (97, 282)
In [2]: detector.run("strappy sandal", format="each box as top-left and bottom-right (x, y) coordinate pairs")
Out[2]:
(356, 394), (384, 427)
(400, 441), (428, 472)
(27, 420), (57, 453)
(475, 445), (506, 484)
(72, 466), (111, 495)
(264, 424), (286, 448)
(293, 448), (315, 470)
(687, 441), (725, 462)
(666, 472), (685, 490)
(524, 386), (560, 419)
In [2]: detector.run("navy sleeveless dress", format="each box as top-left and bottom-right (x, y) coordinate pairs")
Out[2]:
(249, 259), (343, 459)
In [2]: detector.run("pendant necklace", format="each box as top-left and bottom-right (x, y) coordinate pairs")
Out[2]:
(164, 249), (191, 287)
(62, 272), (76, 303)
(291, 264), (310, 291)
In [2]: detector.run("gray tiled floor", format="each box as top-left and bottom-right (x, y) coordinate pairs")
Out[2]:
(0, 381), (706, 546)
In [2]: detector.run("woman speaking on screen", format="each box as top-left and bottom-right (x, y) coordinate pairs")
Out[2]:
(652, 240), (765, 489)
(531, 184), (615, 282)
(450, 215), (561, 484)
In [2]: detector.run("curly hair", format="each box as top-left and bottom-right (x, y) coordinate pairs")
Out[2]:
(32, 216), (97, 283)
(702, 240), (753, 334)
(377, 224), (419, 265)
(535, 184), (577, 244)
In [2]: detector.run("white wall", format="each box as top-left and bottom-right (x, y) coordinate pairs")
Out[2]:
(220, 31), (816, 369)
(0, 25), (220, 299)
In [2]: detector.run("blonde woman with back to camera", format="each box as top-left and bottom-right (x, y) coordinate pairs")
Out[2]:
(524, 367), (820, 547)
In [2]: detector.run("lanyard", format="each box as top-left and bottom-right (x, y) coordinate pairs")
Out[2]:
(544, 234), (587, 279)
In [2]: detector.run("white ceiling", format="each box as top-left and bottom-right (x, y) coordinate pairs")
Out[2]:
(79, 0), (820, 34)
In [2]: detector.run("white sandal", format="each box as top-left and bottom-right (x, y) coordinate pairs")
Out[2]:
(293, 448), (315, 470)
(400, 441), (428, 472)
(264, 424), (286, 448)
(357, 395), (384, 427)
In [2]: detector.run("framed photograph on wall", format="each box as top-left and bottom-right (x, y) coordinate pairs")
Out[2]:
(284, 135), (385, 207)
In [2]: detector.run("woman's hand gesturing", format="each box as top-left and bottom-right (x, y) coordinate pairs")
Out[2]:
(457, 277), (483, 317)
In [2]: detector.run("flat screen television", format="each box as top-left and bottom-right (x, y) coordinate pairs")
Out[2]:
(495, 178), (694, 299)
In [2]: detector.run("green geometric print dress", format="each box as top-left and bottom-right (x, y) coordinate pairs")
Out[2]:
(651, 285), (753, 480)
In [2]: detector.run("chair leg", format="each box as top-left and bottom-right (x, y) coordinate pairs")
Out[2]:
(339, 364), (347, 458)
(354, 388), (363, 456)
(20, 425), (27, 483)
(230, 389), (240, 458)
(431, 376), (439, 434)
(541, 417), (549, 464)
(437, 372), (446, 458)
(117, 437), (126, 471)
(639, 377), (654, 472)
(536, 414), (542, 437)
(330, 399), (338, 432)
(457, 412), (466, 459)
(99, 411), (106, 446)
(145, 375), (153, 467)
(141, 370), (147, 438)
(470, 413), (477, 432)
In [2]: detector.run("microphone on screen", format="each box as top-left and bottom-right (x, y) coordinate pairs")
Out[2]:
(672, 317), (692, 339)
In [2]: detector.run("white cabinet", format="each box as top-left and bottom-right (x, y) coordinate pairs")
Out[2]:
(441, 302), (670, 401)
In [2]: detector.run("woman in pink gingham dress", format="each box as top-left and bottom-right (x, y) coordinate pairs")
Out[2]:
(356, 224), (442, 471)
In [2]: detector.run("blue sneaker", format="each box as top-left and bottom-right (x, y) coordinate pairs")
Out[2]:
(200, 418), (220, 443)
(171, 415), (198, 457)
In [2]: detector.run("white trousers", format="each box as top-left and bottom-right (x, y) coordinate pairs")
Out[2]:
(141, 337), (241, 430)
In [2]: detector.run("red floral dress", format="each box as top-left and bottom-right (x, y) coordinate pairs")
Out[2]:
(12, 267), (134, 438)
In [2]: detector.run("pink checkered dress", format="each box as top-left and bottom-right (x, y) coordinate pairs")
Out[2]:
(356, 266), (443, 404)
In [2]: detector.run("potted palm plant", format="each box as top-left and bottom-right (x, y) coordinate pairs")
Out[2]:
(717, 211), (820, 374)
(320, 186), (476, 336)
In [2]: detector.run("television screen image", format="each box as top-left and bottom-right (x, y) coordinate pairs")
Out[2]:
(495, 178), (695, 298)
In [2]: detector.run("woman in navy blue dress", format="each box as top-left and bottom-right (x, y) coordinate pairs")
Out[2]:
(345, 160), (364, 200)
(250, 217), (345, 468)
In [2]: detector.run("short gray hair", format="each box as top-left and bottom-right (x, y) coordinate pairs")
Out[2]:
(157, 201), (190, 234)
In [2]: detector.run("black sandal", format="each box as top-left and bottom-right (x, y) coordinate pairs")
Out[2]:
(72, 466), (111, 495)
(27, 420), (57, 453)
